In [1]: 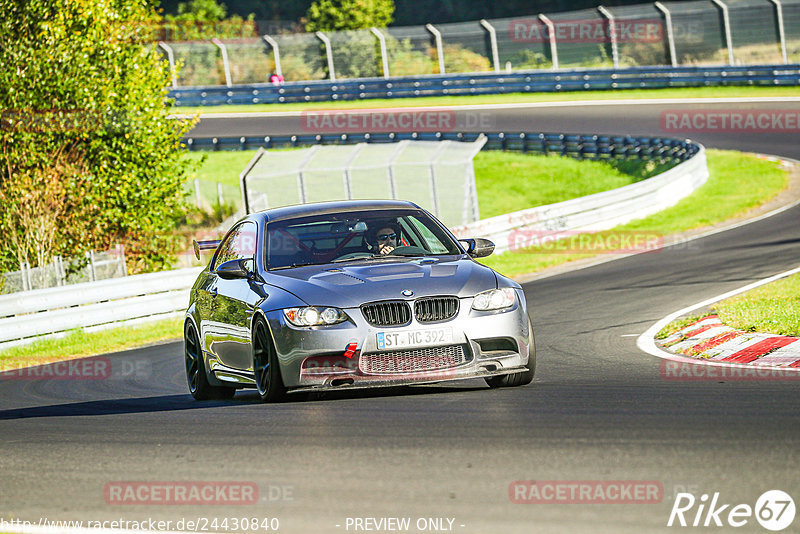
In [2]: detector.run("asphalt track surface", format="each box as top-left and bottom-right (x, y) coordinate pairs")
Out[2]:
(1, 99), (799, 533)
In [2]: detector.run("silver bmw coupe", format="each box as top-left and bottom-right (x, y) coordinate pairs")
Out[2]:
(184, 200), (535, 402)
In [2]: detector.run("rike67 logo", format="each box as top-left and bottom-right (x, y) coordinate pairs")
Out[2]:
(668, 490), (795, 531)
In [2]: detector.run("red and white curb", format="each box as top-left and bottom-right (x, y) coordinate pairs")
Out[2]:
(638, 265), (800, 372)
(660, 315), (800, 367)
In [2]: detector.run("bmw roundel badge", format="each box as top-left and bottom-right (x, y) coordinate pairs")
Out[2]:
(401, 289), (414, 297)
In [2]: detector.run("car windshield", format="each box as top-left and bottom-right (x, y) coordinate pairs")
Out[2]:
(265, 208), (462, 270)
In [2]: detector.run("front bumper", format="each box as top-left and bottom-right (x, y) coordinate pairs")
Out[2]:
(263, 293), (533, 390)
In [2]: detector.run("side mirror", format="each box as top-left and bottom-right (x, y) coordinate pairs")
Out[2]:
(460, 238), (495, 258)
(216, 258), (253, 280)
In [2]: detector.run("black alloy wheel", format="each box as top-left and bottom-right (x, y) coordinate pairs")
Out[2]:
(252, 317), (286, 402)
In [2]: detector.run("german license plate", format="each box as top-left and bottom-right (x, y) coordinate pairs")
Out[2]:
(376, 327), (453, 350)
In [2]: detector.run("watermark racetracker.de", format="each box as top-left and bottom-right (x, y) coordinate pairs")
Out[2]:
(509, 480), (664, 504)
(0, 356), (151, 381)
(103, 481), (294, 505)
(509, 18), (662, 43)
(508, 229), (667, 254)
(301, 108), (494, 133)
(661, 109), (800, 134)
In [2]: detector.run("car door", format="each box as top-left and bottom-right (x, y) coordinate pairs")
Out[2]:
(206, 221), (260, 371)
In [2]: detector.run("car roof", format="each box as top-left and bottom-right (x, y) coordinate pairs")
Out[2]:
(256, 200), (423, 223)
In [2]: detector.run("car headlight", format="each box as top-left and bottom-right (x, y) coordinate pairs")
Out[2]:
(284, 307), (348, 326)
(471, 288), (516, 311)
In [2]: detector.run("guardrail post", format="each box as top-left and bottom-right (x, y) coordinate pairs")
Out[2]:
(217, 182), (225, 207)
(315, 31), (336, 81)
(426, 24), (446, 74)
(211, 38), (233, 87)
(769, 0), (789, 64)
(479, 19), (501, 73)
(711, 0), (735, 65)
(194, 178), (202, 208)
(157, 41), (178, 88)
(654, 2), (678, 67)
(262, 35), (283, 78)
(370, 28), (390, 78)
(538, 15), (559, 70)
(597, 6), (619, 69)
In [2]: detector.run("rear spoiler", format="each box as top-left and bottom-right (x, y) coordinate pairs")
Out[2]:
(193, 239), (221, 260)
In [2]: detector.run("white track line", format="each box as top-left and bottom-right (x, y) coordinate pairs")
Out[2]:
(637, 265), (800, 368)
(171, 96), (800, 119)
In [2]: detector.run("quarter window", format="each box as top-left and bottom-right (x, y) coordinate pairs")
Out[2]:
(213, 222), (257, 270)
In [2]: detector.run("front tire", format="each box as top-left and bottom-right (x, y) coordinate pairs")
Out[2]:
(184, 321), (236, 400)
(252, 317), (286, 403)
(485, 328), (536, 388)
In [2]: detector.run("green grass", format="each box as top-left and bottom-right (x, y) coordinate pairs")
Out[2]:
(714, 273), (800, 337)
(479, 149), (789, 276)
(0, 318), (182, 370)
(656, 314), (711, 340)
(174, 86), (799, 115)
(185, 149), (646, 217)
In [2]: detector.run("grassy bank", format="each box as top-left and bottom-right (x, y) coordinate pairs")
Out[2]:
(479, 150), (789, 276)
(658, 272), (800, 339)
(174, 86), (799, 115)
(714, 273), (800, 336)
(0, 318), (182, 371)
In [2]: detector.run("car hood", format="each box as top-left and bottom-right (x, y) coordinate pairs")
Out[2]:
(265, 256), (497, 307)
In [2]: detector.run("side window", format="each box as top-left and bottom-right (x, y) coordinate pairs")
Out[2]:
(405, 216), (449, 253)
(213, 222), (257, 270)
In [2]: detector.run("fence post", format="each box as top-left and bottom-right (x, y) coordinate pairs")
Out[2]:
(217, 182), (225, 207)
(262, 35), (283, 78)
(426, 24), (446, 74)
(55, 256), (65, 286)
(370, 28), (390, 78)
(157, 42), (178, 88)
(597, 6), (619, 68)
(117, 244), (128, 277)
(538, 15), (559, 70)
(342, 144), (364, 200)
(654, 2), (678, 67)
(711, 0), (735, 65)
(211, 38), (233, 87)
(21, 262), (30, 292)
(194, 178), (202, 208)
(427, 142), (449, 218)
(296, 145), (321, 203)
(769, 0), (789, 64)
(315, 31), (336, 81)
(88, 250), (97, 282)
(387, 140), (408, 199)
(479, 20), (501, 73)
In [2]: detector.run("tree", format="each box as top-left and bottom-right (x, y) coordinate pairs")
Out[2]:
(304, 0), (394, 32)
(0, 0), (197, 274)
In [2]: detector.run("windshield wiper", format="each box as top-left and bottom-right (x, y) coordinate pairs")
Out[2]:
(269, 262), (319, 271)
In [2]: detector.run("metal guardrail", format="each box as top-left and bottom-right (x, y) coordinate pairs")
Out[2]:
(170, 64), (800, 106)
(0, 268), (202, 349)
(184, 131), (699, 164)
(452, 145), (708, 253)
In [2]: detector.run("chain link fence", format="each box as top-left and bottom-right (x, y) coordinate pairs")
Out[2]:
(0, 246), (127, 295)
(158, 0), (800, 86)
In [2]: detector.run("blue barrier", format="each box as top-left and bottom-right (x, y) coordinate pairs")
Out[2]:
(170, 64), (800, 107)
(184, 131), (699, 167)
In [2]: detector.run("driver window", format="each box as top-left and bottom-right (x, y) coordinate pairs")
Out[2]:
(212, 222), (257, 270)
